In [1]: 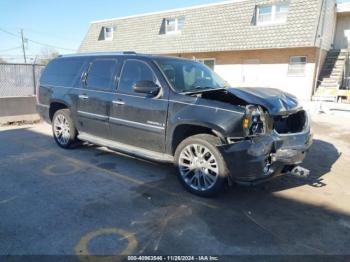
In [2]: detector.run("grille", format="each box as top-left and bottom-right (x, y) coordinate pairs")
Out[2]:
(273, 110), (307, 134)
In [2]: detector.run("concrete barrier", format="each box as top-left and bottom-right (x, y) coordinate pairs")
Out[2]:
(0, 96), (40, 124)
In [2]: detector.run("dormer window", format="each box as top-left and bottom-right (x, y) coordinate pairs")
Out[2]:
(256, 2), (289, 25)
(165, 17), (185, 34)
(103, 26), (114, 40)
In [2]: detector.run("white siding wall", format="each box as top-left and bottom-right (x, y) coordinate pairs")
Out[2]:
(316, 0), (337, 50)
(334, 13), (350, 49)
(215, 63), (316, 100)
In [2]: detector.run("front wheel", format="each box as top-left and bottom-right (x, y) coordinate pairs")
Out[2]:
(174, 134), (229, 197)
(52, 109), (78, 149)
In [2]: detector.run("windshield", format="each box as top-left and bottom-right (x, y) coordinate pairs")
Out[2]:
(155, 58), (228, 93)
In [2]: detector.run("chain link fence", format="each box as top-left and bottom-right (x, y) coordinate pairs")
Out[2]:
(0, 63), (45, 97)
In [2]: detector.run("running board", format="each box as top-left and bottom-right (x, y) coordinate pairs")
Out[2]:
(78, 133), (174, 163)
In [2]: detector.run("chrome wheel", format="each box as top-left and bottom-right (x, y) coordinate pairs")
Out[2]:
(53, 114), (70, 145)
(178, 144), (219, 191)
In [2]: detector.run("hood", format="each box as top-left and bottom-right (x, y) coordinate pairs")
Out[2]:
(226, 87), (301, 115)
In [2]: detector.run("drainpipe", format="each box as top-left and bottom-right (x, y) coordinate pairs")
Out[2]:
(313, 0), (328, 98)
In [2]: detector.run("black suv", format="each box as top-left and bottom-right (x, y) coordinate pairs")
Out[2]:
(37, 52), (313, 196)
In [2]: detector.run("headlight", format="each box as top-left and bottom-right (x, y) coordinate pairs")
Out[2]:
(243, 105), (266, 137)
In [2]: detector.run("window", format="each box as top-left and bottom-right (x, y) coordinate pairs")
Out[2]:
(288, 56), (307, 76)
(102, 26), (114, 41)
(86, 59), (118, 90)
(118, 60), (157, 95)
(166, 18), (176, 33)
(275, 3), (289, 23)
(198, 59), (215, 70)
(156, 58), (227, 93)
(41, 57), (86, 87)
(256, 2), (289, 25)
(257, 6), (273, 24)
(165, 16), (185, 34)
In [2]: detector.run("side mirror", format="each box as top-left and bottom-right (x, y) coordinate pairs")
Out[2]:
(133, 80), (160, 95)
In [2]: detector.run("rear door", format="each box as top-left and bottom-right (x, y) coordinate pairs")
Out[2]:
(76, 58), (118, 138)
(109, 58), (169, 152)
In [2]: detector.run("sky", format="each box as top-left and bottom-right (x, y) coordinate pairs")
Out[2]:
(0, 0), (222, 63)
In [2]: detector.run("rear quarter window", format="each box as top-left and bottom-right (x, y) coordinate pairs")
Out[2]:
(40, 57), (86, 87)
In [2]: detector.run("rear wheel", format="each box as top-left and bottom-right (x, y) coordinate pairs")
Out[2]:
(174, 134), (229, 197)
(52, 109), (78, 149)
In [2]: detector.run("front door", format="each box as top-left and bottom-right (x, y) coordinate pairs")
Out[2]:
(76, 58), (118, 138)
(109, 59), (168, 153)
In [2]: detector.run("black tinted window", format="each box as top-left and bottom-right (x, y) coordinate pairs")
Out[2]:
(118, 60), (157, 95)
(41, 57), (86, 86)
(86, 59), (118, 91)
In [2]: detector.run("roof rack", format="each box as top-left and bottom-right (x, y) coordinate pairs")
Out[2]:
(122, 51), (137, 55)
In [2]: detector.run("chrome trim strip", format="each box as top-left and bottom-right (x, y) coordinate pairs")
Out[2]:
(169, 100), (245, 114)
(77, 110), (108, 121)
(77, 110), (165, 131)
(118, 92), (166, 100)
(72, 87), (115, 94)
(109, 116), (165, 131)
(112, 100), (125, 105)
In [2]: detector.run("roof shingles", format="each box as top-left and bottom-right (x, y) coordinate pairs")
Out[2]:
(79, 0), (324, 54)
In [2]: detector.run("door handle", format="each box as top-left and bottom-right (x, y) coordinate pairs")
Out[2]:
(79, 95), (89, 100)
(112, 100), (125, 105)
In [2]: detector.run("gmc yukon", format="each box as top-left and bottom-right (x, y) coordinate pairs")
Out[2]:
(36, 52), (313, 196)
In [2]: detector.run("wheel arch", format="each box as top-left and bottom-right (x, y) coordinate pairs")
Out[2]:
(170, 122), (226, 155)
(49, 100), (70, 121)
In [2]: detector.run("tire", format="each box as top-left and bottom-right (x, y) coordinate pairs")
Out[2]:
(174, 134), (229, 197)
(52, 109), (78, 149)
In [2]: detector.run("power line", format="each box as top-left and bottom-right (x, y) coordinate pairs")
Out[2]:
(24, 28), (81, 43)
(0, 27), (81, 42)
(0, 27), (76, 51)
(0, 28), (20, 38)
(26, 38), (76, 51)
(0, 46), (22, 52)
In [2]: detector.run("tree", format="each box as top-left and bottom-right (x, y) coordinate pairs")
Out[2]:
(37, 47), (59, 65)
(0, 57), (6, 63)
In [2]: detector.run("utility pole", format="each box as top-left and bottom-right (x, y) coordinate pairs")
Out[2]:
(20, 29), (27, 64)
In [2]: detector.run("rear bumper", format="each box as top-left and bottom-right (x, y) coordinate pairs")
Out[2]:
(218, 128), (313, 183)
(36, 104), (51, 123)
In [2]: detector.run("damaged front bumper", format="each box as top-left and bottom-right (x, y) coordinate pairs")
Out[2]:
(218, 128), (313, 185)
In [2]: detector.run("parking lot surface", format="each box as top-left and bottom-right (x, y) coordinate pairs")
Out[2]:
(0, 114), (350, 259)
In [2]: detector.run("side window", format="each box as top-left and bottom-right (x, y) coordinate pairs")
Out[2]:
(118, 60), (157, 95)
(183, 64), (213, 91)
(41, 58), (86, 87)
(86, 59), (118, 91)
(161, 64), (176, 88)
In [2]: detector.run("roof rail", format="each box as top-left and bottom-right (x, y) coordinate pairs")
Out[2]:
(123, 51), (137, 55)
